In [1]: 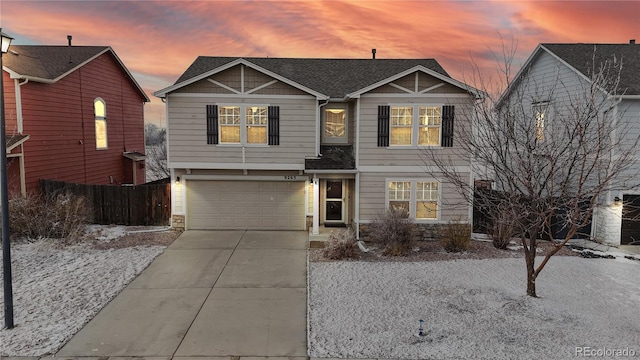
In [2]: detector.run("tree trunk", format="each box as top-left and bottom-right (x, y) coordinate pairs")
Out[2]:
(525, 251), (537, 297)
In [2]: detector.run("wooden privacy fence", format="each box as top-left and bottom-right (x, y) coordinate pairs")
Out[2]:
(40, 179), (171, 226)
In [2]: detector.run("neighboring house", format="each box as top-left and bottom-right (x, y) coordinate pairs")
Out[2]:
(497, 41), (640, 246)
(154, 55), (481, 238)
(1, 43), (149, 197)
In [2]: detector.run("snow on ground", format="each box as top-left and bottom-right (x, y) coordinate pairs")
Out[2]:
(309, 256), (640, 359)
(0, 232), (165, 356)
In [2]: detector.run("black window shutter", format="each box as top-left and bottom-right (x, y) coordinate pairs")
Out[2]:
(206, 105), (219, 144)
(442, 105), (455, 147)
(378, 105), (390, 147)
(268, 106), (280, 145)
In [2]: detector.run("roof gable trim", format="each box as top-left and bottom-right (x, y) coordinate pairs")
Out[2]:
(154, 58), (329, 99)
(347, 65), (482, 98)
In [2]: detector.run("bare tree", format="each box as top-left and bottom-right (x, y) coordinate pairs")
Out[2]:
(145, 123), (169, 181)
(424, 39), (639, 297)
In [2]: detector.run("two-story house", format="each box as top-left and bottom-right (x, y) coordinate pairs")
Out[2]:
(154, 55), (480, 238)
(497, 42), (640, 246)
(2, 42), (149, 197)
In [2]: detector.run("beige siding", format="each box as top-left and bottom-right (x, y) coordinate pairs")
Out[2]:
(167, 95), (317, 165)
(357, 95), (473, 167)
(358, 172), (470, 222)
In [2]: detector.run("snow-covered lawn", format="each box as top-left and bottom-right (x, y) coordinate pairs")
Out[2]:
(0, 226), (169, 356)
(309, 256), (640, 359)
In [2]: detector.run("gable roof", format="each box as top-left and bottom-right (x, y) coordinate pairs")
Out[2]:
(541, 43), (640, 96)
(156, 57), (479, 99)
(3, 45), (149, 102)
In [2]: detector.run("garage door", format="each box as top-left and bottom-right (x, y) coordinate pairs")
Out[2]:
(187, 180), (306, 230)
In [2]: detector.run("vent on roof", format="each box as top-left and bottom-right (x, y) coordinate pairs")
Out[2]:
(67, 35), (72, 46)
(631, 39), (636, 44)
(372, 48), (376, 59)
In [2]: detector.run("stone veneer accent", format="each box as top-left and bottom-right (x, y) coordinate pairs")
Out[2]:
(172, 215), (185, 230)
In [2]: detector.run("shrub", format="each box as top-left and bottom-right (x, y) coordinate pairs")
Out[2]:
(322, 228), (359, 260)
(368, 208), (416, 256)
(490, 210), (517, 249)
(439, 219), (471, 253)
(9, 192), (91, 242)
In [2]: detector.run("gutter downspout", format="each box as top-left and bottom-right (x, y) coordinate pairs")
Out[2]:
(354, 96), (361, 240)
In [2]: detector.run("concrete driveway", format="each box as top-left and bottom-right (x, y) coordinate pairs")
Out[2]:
(56, 230), (308, 359)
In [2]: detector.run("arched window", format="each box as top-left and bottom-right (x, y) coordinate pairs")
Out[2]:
(94, 98), (107, 149)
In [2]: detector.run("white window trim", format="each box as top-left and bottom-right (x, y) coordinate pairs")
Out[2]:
(217, 103), (271, 146)
(385, 178), (440, 221)
(389, 104), (443, 148)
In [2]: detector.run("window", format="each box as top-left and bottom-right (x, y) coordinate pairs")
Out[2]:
(94, 98), (107, 149)
(390, 107), (413, 145)
(325, 109), (346, 138)
(416, 181), (438, 219)
(219, 106), (241, 143)
(532, 102), (549, 143)
(418, 107), (441, 146)
(387, 179), (439, 220)
(217, 105), (269, 145)
(246, 106), (267, 144)
(388, 181), (411, 216)
(389, 105), (442, 146)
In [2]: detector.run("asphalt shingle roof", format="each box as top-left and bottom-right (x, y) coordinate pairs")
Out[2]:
(175, 57), (451, 98)
(542, 43), (640, 95)
(3, 45), (109, 80)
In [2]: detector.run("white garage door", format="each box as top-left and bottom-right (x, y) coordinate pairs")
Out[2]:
(187, 180), (306, 230)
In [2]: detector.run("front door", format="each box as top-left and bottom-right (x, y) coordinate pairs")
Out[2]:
(325, 180), (344, 224)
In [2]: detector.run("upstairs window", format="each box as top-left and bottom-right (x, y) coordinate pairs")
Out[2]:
(380, 105), (453, 147)
(246, 106), (268, 144)
(94, 98), (107, 150)
(418, 107), (441, 146)
(390, 107), (413, 145)
(206, 105), (279, 145)
(532, 102), (548, 143)
(323, 108), (347, 144)
(219, 106), (241, 143)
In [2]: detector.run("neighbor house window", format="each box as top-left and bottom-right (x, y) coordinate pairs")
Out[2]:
(387, 179), (439, 220)
(94, 98), (107, 149)
(532, 102), (549, 143)
(390, 105), (442, 146)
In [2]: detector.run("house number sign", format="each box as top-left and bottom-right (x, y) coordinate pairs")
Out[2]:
(284, 175), (297, 180)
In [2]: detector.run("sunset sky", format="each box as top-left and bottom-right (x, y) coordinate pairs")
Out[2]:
(1, 0), (639, 126)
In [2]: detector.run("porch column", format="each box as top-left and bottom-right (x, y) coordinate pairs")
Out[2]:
(312, 175), (319, 235)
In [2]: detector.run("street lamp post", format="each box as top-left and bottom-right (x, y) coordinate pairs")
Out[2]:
(1, 28), (15, 329)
